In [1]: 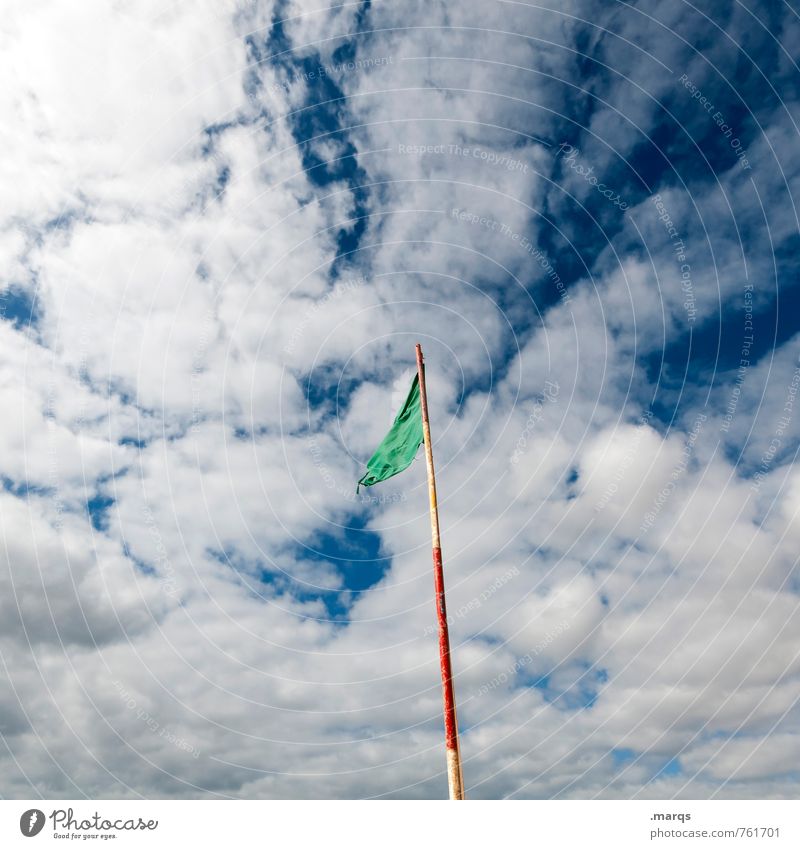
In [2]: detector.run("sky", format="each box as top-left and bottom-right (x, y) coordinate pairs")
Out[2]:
(1, 0), (799, 799)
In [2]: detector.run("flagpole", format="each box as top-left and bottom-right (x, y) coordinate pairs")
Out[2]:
(415, 343), (465, 800)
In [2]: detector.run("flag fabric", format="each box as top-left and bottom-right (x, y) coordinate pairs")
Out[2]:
(357, 374), (423, 490)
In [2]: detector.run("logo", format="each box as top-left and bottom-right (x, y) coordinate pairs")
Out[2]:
(19, 809), (45, 837)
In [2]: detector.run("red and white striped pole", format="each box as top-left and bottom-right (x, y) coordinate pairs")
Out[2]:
(415, 343), (465, 800)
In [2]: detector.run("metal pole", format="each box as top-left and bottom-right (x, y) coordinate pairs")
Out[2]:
(415, 343), (465, 800)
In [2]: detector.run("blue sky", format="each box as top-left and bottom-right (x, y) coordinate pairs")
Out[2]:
(0, 0), (799, 799)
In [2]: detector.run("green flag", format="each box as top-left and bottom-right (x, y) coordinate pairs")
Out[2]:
(357, 375), (423, 491)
